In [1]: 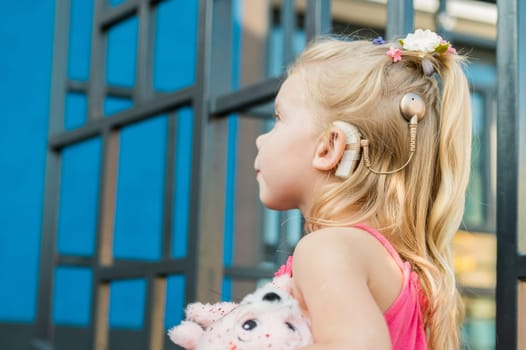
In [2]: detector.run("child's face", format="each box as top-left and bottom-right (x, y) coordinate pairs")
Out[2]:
(254, 73), (323, 213)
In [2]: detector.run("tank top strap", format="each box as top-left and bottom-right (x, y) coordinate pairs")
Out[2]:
(352, 223), (405, 268)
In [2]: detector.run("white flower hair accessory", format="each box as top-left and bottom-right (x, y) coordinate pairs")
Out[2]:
(401, 29), (442, 52)
(385, 29), (456, 63)
(399, 29), (456, 56)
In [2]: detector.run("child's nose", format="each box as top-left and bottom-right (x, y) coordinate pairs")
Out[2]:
(256, 134), (264, 149)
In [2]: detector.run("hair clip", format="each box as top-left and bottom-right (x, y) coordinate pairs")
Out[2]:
(372, 36), (385, 45)
(385, 29), (456, 64)
(386, 47), (402, 62)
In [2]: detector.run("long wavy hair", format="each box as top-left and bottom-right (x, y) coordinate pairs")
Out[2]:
(288, 37), (472, 350)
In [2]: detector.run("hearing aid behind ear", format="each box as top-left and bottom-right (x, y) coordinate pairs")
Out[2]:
(333, 121), (361, 179)
(362, 93), (426, 174)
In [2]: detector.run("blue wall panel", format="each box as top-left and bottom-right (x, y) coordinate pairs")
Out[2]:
(0, 0), (55, 321)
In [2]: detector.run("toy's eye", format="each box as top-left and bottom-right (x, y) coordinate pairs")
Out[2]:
(262, 292), (281, 302)
(285, 322), (296, 332)
(242, 319), (258, 331)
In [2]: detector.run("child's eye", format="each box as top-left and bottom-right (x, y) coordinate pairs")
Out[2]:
(273, 111), (281, 120)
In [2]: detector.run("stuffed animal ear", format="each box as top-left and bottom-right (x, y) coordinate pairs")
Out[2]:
(167, 320), (204, 350)
(268, 274), (294, 294)
(185, 301), (238, 328)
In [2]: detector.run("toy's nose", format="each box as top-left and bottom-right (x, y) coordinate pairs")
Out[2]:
(262, 292), (282, 302)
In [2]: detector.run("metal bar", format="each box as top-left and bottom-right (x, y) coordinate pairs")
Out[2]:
(517, 0), (526, 257)
(305, 0), (331, 41)
(49, 87), (194, 149)
(496, 0), (520, 348)
(68, 80), (134, 99)
(33, 0), (71, 346)
(224, 266), (274, 280)
(98, 259), (189, 280)
(144, 276), (167, 350)
(135, 0), (155, 102)
(519, 255), (526, 279)
(161, 113), (178, 258)
(57, 255), (93, 267)
(386, 0), (413, 40)
(100, 0), (140, 31)
(483, 89), (497, 232)
(87, 0), (107, 120)
(209, 77), (282, 116)
(67, 80), (88, 94)
(189, 0), (231, 303)
(88, 129), (120, 350)
(281, 0), (295, 66)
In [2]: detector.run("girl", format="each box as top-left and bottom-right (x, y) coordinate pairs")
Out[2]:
(254, 29), (471, 350)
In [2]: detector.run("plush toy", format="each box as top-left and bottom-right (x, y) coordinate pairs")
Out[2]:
(168, 274), (313, 350)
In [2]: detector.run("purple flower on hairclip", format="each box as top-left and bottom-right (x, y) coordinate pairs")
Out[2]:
(386, 46), (402, 62)
(372, 36), (385, 45)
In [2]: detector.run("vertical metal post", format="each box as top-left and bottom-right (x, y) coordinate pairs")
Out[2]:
(386, 0), (413, 40)
(305, 0), (331, 41)
(189, 0), (231, 303)
(89, 129), (119, 350)
(281, 0), (295, 66)
(87, 0), (107, 120)
(86, 1), (114, 349)
(496, 0), (523, 348)
(33, 0), (70, 347)
(135, 1), (155, 102)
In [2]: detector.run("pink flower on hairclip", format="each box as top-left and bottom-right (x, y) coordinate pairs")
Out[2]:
(386, 46), (403, 62)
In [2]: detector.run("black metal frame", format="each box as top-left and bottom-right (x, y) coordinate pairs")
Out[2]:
(496, 1), (526, 349)
(21, 0), (525, 349)
(31, 1), (332, 349)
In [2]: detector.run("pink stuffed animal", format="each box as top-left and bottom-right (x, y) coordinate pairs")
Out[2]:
(168, 275), (313, 350)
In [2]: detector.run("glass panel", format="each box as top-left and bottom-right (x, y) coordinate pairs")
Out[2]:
(65, 92), (88, 130)
(153, 0), (198, 92)
(462, 296), (495, 350)
(68, 0), (94, 80)
(103, 96), (133, 117)
(114, 116), (166, 260)
(58, 138), (102, 256)
(0, 0), (54, 323)
(453, 231), (496, 349)
(453, 231), (496, 290)
(106, 16), (138, 87)
(53, 267), (92, 325)
(109, 279), (146, 328)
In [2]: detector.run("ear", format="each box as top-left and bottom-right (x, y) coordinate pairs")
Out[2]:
(312, 126), (347, 172)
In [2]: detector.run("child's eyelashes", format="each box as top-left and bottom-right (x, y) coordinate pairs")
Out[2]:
(273, 111), (281, 121)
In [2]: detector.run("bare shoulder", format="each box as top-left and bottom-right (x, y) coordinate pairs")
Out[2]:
(293, 226), (403, 312)
(293, 227), (391, 272)
(290, 227), (397, 348)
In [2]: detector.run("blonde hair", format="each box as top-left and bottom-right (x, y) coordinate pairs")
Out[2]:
(289, 37), (471, 349)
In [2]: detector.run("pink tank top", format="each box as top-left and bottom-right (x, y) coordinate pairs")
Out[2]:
(275, 224), (428, 349)
(353, 224), (427, 350)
